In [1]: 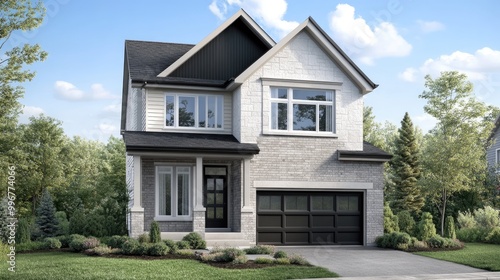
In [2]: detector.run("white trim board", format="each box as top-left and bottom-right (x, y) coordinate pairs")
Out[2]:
(253, 181), (373, 190)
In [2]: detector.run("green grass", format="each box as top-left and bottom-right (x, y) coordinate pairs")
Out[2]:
(415, 243), (500, 271)
(0, 252), (338, 279)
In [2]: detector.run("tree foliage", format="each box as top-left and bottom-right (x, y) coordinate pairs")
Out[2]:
(34, 189), (59, 239)
(419, 71), (496, 235)
(391, 113), (424, 214)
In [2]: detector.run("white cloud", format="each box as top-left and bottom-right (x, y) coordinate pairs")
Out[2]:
(417, 20), (445, 33)
(54, 81), (118, 101)
(103, 103), (121, 114)
(208, 0), (299, 38)
(399, 67), (417, 82)
(98, 122), (118, 135)
(328, 4), (412, 65)
(400, 47), (500, 82)
(414, 113), (437, 133)
(19, 105), (45, 123)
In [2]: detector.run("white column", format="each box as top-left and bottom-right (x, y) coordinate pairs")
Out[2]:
(132, 155), (143, 211)
(241, 158), (253, 213)
(194, 157), (205, 211)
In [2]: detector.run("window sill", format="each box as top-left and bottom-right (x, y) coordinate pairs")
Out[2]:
(154, 216), (193, 222)
(263, 130), (338, 138)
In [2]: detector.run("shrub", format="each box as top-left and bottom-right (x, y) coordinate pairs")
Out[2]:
(221, 248), (245, 262)
(456, 227), (488, 243)
(86, 245), (113, 256)
(0, 242), (9, 261)
(121, 239), (140, 255)
(176, 240), (190, 250)
(16, 217), (32, 244)
(148, 242), (170, 256)
(244, 245), (275, 255)
(254, 257), (274, 264)
(384, 203), (399, 233)
(55, 235), (70, 248)
(163, 239), (178, 252)
(273, 250), (288, 259)
(486, 227), (500, 244)
(137, 233), (150, 243)
(199, 248), (245, 263)
(426, 235), (445, 248)
(397, 211), (415, 235)
(149, 221), (161, 243)
(83, 212), (105, 238)
(200, 252), (224, 262)
(274, 258), (291, 265)
(175, 249), (195, 256)
(289, 254), (310, 266)
(69, 235), (87, 252)
(69, 208), (86, 235)
(82, 237), (100, 250)
(55, 211), (70, 236)
(457, 210), (477, 229)
(412, 240), (428, 250)
(44, 237), (62, 249)
(444, 216), (456, 239)
(16, 241), (46, 252)
(182, 232), (206, 249)
(417, 212), (436, 241)
(376, 232), (411, 249)
(107, 235), (129, 249)
(474, 206), (500, 229)
(136, 243), (152, 255)
(232, 255), (248, 264)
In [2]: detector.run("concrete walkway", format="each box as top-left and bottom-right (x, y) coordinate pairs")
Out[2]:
(277, 246), (492, 279)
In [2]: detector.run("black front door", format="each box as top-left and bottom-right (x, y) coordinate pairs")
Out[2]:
(204, 166), (228, 228)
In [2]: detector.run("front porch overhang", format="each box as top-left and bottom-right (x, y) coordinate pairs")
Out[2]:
(123, 131), (260, 156)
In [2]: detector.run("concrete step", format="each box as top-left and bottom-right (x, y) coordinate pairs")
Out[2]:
(205, 232), (249, 247)
(204, 232), (244, 240)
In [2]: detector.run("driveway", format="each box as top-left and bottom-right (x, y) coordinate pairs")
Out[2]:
(277, 246), (486, 278)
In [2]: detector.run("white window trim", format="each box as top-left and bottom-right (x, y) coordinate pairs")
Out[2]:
(164, 93), (224, 130)
(155, 165), (194, 221)
(268, 87), (336, 136)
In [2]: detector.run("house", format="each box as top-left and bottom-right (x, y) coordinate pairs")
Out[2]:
(120, 10), (391, 246)
(487, 115), (500, 170)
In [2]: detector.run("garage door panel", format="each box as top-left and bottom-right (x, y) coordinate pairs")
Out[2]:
(312, 232), (335, 244)
(258, 232), (282, 244)
(311, 215), (335, 228)
(285, 232), (309, 243)
(285, 215), (309, 227)
(338, 231), (362, 244)
(337, 215), (361, 227)
(258, 215), (282, 228)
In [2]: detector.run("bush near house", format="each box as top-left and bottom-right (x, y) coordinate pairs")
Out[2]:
(244, 245), (275, 254)
(149, 221), (161, 243)
(456, 206), (500, 243)
(182, 232), (206, 249)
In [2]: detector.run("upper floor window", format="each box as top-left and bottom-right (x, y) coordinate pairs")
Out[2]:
(270, 87), (335, 133)
(165, 94), (224, 129)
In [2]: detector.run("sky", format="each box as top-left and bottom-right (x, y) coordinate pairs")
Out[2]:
(13, 0), (500, 141)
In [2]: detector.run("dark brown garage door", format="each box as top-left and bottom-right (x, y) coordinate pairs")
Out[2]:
(257, 191), (363, 245)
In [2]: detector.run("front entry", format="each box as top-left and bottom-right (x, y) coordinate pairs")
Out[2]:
(204, 166), (228, 228)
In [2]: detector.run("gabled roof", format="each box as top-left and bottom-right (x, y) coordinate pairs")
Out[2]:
(488, 114), (500, 142)
(123, 131), (260, 155)
(232, 17), (377, 94)
(157, 9), (275, 78)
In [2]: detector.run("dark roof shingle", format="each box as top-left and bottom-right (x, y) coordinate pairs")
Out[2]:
(338, 142), (392, 162)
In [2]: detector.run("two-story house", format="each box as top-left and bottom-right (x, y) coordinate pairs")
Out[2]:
(121, 10), (391, 246)
(487, 115), (500, 170)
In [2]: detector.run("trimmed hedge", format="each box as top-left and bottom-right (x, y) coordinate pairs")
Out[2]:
(182, 232), (206, 249)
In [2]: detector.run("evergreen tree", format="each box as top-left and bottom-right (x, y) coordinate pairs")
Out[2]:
(35, 189), (59, 239)
(391, 113), (424, 214)
(383, 203), (399, 233)
(0, 198), (9, 242)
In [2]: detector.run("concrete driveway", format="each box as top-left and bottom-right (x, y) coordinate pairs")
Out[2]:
(277, 246), (487, 278)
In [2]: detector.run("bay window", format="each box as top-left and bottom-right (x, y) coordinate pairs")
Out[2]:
(270, 87), (335, 133)
(165, 94), (223, 129)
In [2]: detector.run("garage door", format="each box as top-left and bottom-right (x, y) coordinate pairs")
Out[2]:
(257, 191), (363, 245)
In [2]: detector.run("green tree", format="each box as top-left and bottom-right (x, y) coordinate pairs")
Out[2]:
(34, 189), (59, 239)
(383, 202), (399, 233)
(0, 0), (47, 193)
(419, 71), (496, 235)
(363, 106), (376, 141)
(391, 113), (424, 214)
(17, 115), (66, 213)
(444, 215), (456, 239)
(417, 212), (436, 240)
(0, 198), (9, 242)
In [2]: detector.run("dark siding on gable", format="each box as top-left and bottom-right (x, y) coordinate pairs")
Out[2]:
(170, 18), (270, 81)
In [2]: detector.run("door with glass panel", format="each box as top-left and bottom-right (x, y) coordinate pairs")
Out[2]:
(204, 166), (228, 228)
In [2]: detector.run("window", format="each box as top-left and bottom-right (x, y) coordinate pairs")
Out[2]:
(337, 196), (359, 212)
(496, 149), (500, 166)
(165, 94), (223, 129)
(285, 195), (308, 211)
(270, 87), (334, 133)
(156, 166), (191, 220)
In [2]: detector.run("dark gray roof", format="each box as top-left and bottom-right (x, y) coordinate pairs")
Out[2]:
(338, 142), (392, 162)
(123, 131), (260, 155)
(125, 40), (229, 87)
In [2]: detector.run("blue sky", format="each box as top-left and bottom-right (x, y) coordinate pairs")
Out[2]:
(15, 0), (500, 141)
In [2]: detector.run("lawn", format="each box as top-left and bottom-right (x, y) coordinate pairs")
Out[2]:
(0, 252), (338, 279)
(415, 243), (500, 271)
